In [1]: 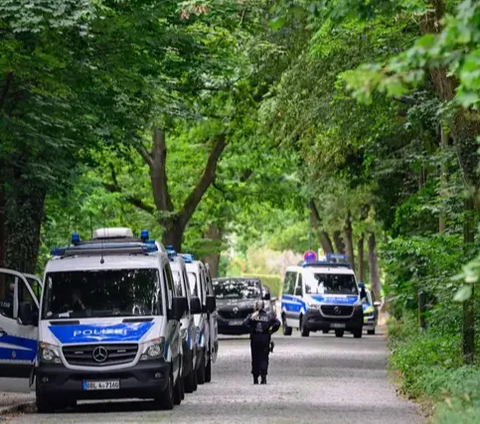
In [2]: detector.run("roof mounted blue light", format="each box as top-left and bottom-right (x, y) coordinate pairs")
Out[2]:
(71, 233), (80, 245)
(140, 230), (149, 241)
(302, 261), (350, 269)
(180, 253), (194, 263)
(50, 247), (66, 256)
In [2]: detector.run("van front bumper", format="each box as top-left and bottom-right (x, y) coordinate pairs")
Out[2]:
(304, 308), (363, 332)
(36, 360), (170, 400)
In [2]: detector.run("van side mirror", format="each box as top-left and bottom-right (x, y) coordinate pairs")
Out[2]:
(18, 302), (33, 326)
(263, 292), (271, 301)
(294, 286), (302, 296)
(206, 295), (216, 313)
(190, 296), (202, 314)
(373, 301), (381, 307)
(171, 297), (187, 321)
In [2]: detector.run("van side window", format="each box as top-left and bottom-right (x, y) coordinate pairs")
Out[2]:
(0, 273), (16, 319)
(162, 267), (173, 309)
(296, 273), (303, 294)
(283, 272), (296, 295)
(18, 279), (38, 316)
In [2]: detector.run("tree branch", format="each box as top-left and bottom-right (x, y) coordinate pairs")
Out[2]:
(179, 134), (227, 228)
(136, 144), (153, 168)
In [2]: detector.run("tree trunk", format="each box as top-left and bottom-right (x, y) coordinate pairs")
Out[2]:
(4, 180), (46, 274)
(439, 126), (448, 232)
(463, 196), (475, 364)
(310, 200), (333, 254)
(201, 224), (223, 278)
(357, 233), (365, 282)
(368, 232), (381, 300)
(343, 211), (355, 270)
(333, 231), (345, 254)
(161, 216), (184, 252)
(0, 174), (6, 268)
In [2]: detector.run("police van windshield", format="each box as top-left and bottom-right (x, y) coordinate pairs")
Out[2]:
(42, 269), (162, 319)
(213, 279), (261, 300)
(305, 273), (357, 295)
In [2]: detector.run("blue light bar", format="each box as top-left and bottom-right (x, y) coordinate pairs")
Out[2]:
(140, 230), (149, 241)
(50, 247), (66, 256)
(302, 261), (350, 269)
(180, 253), (194, 263)
(71, 233), (80, 245)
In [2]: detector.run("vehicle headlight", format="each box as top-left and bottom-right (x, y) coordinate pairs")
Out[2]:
(38, 342), (61, 364)
(308, 304), (321, 310)
(364, 306), (374, 315)
(141, 338), (165, 361)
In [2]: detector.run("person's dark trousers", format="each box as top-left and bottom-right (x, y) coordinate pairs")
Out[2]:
(250, 339), (270, 380)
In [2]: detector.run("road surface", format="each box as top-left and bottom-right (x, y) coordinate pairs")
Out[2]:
(9, 332), (422, 423)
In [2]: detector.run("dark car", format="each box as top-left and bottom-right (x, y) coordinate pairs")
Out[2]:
(213, 277), (274, 335)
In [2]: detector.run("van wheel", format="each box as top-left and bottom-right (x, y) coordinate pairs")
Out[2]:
(335, 330), (344, 338)
(184, 366), (195, 393)
(282, 316), (292, 336)
(205, 355), (212, 383)
(197, 352), (206, 385)
(156, 371), (174, 410)
(174, 376), (183, 405)
(300, 316), (310, 337)
(192, 363), (198, 391)
(353, 329), (362, 339)
(36, 379), (56, 413)
(367, 328), (375, 335)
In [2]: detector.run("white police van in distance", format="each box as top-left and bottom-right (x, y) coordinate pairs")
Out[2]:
(0, 228), (188, 413)
(182, 255), (218, 385)
(166, 248), (199, 393)
(281, 255), (364, 338)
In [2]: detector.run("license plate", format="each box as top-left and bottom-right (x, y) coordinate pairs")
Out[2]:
(330, 323), (345, 329)
(83, 380), (120, 391)
(228, 319), (244, 326)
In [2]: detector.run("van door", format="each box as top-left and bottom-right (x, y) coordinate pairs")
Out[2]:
(0, 269), (39, 392)
(282, 271), (301, 328)
(204, 266), (218, 363)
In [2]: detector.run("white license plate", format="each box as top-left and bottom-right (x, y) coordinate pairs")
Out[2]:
(228, 319), (244, 326)
(330, 323), (345, 329)
(83, 380), (120, 391)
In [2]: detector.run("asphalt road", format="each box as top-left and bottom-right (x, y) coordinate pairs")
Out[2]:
(9, 332), (422, 424)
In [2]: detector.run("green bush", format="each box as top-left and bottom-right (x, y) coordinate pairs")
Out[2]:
(388, 317), (480, 423)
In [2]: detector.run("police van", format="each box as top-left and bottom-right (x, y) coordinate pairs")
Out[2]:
(166, 247), (199, 393)
(281, 255), (364, 338)
(0, 228), (188, 412)
(182, 255), (218, 384)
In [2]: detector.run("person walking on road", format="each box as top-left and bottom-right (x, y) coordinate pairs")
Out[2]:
(243, 300), (280, 385)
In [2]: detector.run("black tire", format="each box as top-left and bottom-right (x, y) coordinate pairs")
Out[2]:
(367, 328), (375, 335)
(322, 330), (329, 334)
(155, 371), (174, 410)
(36, 379), (56, 414)
(300, 316), (310, 337)
(184, 366), (195, 393)
(197, 352), (206, 385)
(192, 363), (198, 391)
(174, 375), (183, 405)
(181, 376), (185, 400)
(335, 330), (344, 338)
(353, 329), (362, 339)
(282, 316), (292, 336)
(205, 354), (212, 383)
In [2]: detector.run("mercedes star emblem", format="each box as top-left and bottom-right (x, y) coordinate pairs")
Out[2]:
(92, 346), (108, 363)
(233, 307), (239, 314)
(334, 306), (341, 315)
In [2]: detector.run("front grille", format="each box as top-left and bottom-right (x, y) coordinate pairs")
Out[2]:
(321, 305), (353, 317)
(63, 344), (138, 367)
(218, 309), (252, 320)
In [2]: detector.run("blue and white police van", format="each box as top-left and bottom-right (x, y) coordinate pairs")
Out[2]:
(0, 228), (188, 412)
(166, 247), (199, 393)
(281, 254), (365, 338)
(182, 254), (218, 384)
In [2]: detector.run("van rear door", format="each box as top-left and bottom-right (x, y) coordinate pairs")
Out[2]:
(0, 269), (40, 392)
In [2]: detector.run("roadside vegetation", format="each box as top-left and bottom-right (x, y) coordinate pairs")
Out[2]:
(2, 1), (480, 421)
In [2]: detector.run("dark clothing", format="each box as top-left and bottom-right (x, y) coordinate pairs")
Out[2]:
(243, 310), (280, 378)
(0, 294), (14, 318)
